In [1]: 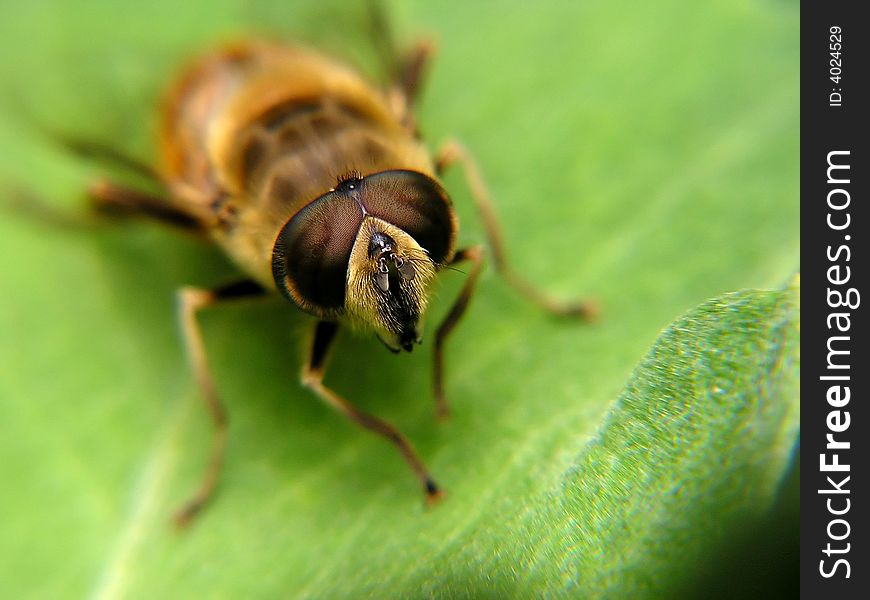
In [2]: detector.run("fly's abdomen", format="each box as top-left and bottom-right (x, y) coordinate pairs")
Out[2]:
(159, 42), (433, 285)
(232, 96), (425, 221)
(215, 44), (433, 215)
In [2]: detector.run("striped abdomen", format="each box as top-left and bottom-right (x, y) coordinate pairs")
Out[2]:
(159, 42), (433, 285)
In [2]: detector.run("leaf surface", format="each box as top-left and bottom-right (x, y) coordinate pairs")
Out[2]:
(0, 0), (799, 597)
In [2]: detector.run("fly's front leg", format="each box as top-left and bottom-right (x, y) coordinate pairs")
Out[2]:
(436, 140), (598, 320)
(433, 245), (484, 419)
(301, 321), (442, 502)
(175, 279), (266, 527)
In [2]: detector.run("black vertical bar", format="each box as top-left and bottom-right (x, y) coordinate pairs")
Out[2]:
(801, 3), (868, 598)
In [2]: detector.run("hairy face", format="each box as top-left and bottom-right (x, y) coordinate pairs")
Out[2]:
(271, 170), (456, 350)
(344, 217), (437, 351)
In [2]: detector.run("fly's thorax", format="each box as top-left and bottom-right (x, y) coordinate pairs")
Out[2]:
(271, 170), (457, 350)
(202, 43), (434, 208)
(158, 42), (440, 291)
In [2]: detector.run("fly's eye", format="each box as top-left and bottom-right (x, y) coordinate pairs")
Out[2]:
(359, 171), (455, 264)
(272, 192), (363, 311)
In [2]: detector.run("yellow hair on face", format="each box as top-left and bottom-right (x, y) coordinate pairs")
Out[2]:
(344, 216), (437, 342)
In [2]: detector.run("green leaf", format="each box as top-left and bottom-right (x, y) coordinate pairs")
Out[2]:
(0, 0), (798, 598)
(553, 280), (800, 598)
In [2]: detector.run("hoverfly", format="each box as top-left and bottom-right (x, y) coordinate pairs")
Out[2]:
(88, 32), (594, 526)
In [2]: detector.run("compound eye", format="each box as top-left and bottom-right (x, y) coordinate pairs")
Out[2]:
(360, 170), (455, 264)
(272, 192), (364, 312)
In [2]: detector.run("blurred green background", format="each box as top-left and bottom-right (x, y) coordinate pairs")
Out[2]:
(0, 0), (798, 598)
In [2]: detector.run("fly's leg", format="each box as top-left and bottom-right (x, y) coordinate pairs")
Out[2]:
(436, 140), (598, 319)
(433, 245), (484, 419)
(60, 132), (200, 228)
(366, 0), (435, 119)
(58, 135), (161, 182)
(301, 320), (442, 502)
(174, 279), (266, 527)
(391, 39), (435, 106)
(88, 180), (202, 232)
(2, 177), (195, 232)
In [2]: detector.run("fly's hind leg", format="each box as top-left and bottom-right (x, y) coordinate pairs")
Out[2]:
(174, 279), (266, 527)
(301, 320), (442, 502)
(58, 134), (161, 183)
(390, 39), (435, 106)
(2, 176), (193, 233)
(65, 132), (202, 230)
(88, 180), (202, 232)
(435, 140), (599, 320)
(366, 0), (435, 109)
